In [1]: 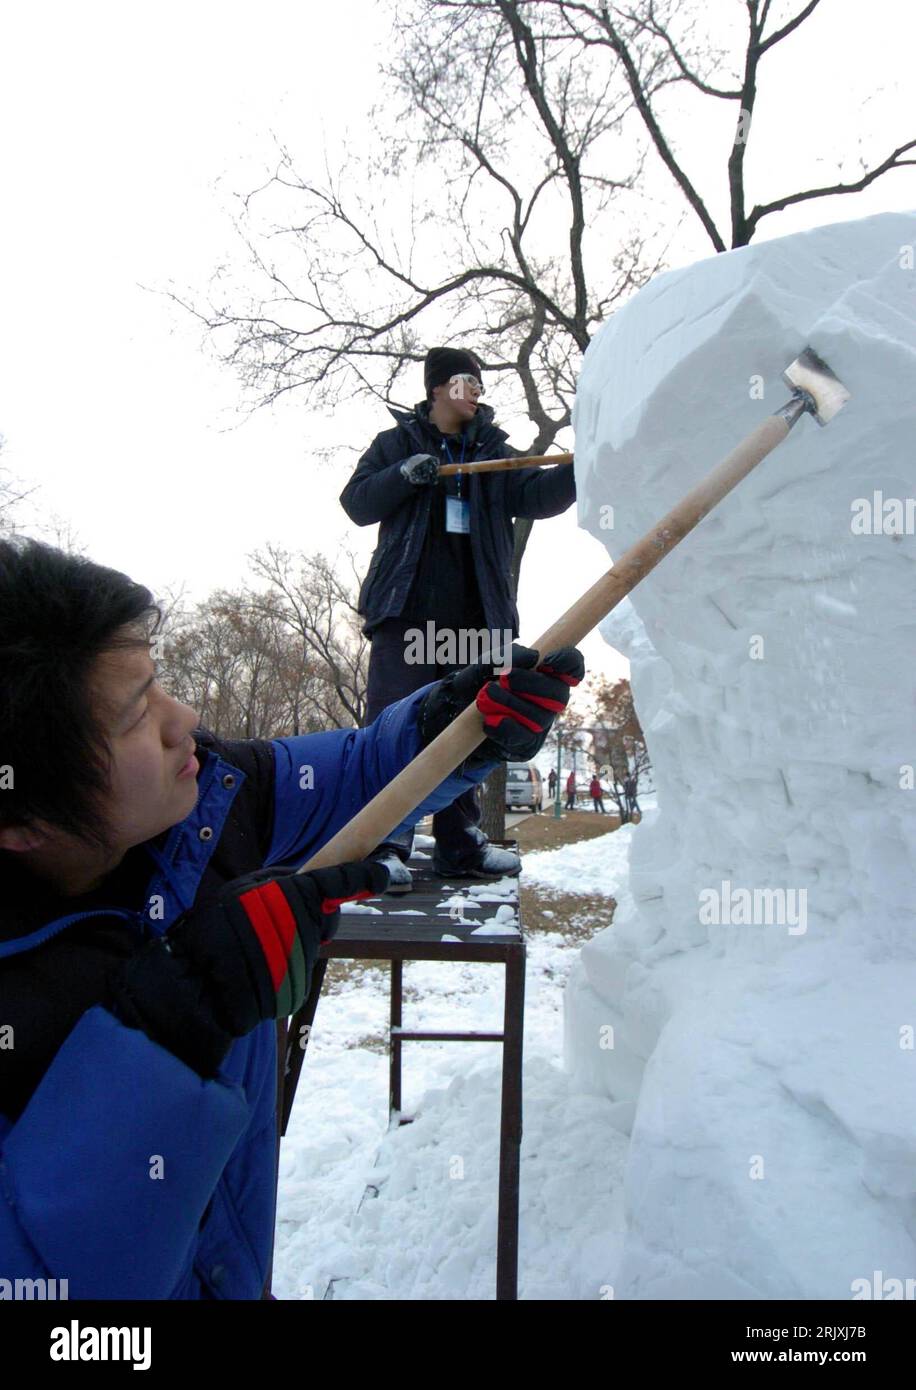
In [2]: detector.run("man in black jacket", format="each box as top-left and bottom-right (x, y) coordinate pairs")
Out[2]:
(340, 346), (576, 890)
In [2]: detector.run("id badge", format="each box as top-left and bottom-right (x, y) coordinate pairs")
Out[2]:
(445, 496), (470, 534)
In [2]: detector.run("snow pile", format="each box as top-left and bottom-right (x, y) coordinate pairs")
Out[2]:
(566, 211), (916, 1298)
(275, 926), (628, 1299)
(523, 822), (636, 897)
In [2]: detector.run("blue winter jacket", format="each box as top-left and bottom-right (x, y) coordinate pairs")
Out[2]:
(0, 682), (497, 1300)
(340, 401), (576, 636)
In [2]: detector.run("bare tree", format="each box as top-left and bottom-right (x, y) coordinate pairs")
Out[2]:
(0, 477), (26, 534)
(161, 588), (324, 740)
(0, 439), (33, 535)
(0, 440), (81, 548)
(182, 1), (912, 428)
(177, 0), (659, 529)
(174, 0), (659, 837)
(589, 673), (649, 822)
(248, 547), (370, 729)
(545, 0), (915, 250)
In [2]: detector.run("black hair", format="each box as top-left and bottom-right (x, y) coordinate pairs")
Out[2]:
(0, 538), (160, 848)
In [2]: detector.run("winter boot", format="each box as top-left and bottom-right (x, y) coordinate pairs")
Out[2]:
(431, 839), (521, 880)
(368, 846), (414, 894)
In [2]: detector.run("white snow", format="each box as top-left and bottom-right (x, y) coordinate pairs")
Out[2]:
(274, 881), (628, 1299)
(524, 822), (636, 897)
(566, 210), (916, 1298)
(466, 877), (516, 898)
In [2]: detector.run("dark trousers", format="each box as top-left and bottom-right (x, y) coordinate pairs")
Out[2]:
(365, 618), (483, 866)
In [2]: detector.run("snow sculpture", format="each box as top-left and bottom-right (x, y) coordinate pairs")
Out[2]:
(565, 212), (916, 1299)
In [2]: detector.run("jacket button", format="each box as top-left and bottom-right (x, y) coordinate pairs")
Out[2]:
(222, 774), (236, 789)
(210, 1264), (226, 1287)
(199, 826), (214, 842)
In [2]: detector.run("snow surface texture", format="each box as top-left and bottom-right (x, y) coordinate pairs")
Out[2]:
(275, 920), (628, 1299)
(523, 824), (635, 897)
(566, 212), (916, 1299)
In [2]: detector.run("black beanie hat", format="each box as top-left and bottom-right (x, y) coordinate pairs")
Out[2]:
(424, 347), (483, 398)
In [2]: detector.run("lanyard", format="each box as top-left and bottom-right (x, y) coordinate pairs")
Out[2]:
(441, 435), (467, 499)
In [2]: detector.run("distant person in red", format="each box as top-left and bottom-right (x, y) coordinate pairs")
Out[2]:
(565, 770), (576, 812)
(589, 775), (606, 814)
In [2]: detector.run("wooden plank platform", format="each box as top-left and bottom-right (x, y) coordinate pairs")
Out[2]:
(328, 842), (522, 955)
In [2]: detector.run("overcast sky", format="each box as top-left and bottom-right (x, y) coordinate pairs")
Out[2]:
(2, 0), (913, 685)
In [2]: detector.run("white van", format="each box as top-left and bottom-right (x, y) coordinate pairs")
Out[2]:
(505, 761), (544, 813)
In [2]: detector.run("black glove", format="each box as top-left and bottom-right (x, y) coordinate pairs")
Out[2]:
(417, 643), (585, 765)
(108, 860), (389, 1077)
(399, 453), (439, 485)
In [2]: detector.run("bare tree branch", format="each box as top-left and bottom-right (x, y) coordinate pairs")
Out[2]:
(556, 0), (728, 251)
(635, 0), (742, 98)
(759, 0), (821, 53)
(748, 139), (916, 230)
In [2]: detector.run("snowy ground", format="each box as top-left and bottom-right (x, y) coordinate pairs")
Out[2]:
(273, 826), (637, 1300)
(520, 818), (637, 897)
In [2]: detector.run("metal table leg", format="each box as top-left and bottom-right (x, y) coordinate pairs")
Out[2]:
(496, 945), (526, 1301)
(389, 958), (403, 1119)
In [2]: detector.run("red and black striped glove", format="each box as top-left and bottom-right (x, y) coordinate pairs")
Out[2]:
(475, 645), (585, 760)
(109, 860), (389, 1077)
(417, 642), (585, 766)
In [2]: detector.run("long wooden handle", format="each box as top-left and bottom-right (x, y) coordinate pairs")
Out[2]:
(297, 413), (790, 873)
(438, 452), (574, 476)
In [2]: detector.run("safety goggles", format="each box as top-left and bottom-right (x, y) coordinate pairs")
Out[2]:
(448, 372), (485, 397)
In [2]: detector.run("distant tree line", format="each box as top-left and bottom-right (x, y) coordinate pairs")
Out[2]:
(159, 548), (369, 740)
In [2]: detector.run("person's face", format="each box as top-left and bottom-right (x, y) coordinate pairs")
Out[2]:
(437, 371), (483, 422)
(89, 638), (201, 853)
